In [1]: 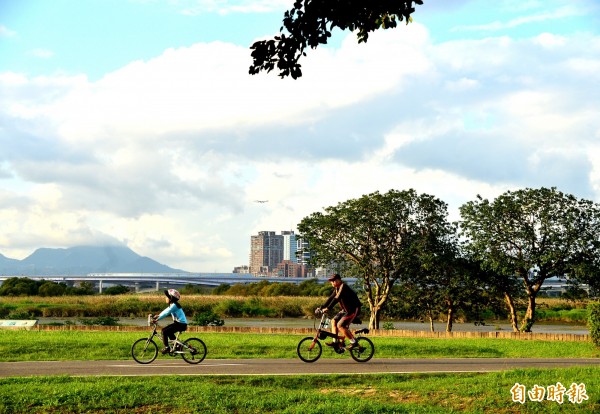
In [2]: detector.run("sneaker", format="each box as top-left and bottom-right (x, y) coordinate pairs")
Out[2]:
(160, 347), (171, 355)
(346, 342), (358, 351)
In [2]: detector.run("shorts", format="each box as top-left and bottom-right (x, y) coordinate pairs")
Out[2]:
(333, 308), (360, 329)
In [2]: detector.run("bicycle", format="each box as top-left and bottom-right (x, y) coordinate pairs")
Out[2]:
(296, 309), (374, 363)
(131, 315), (207, 364)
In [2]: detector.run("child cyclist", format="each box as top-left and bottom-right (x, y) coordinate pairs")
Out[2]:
(152, 289), (188, 354)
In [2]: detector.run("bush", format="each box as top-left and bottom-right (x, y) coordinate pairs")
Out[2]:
(7, 310), (32, 319)
(382, 322), (395, 330)
(102, 285), (130, 295)
(214, 299), (244, 317)
(192, 310), (224, 326)
(588, 302), (600, 348)
(78, 316), (120, 326)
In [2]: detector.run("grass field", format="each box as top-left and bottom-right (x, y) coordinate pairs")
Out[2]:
(0, 331), (598, 413)
(0, 368), (597, 413)
(1, 330), (598, 361)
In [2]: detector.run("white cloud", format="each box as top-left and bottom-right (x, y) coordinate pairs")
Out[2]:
(0, 25), (16, 37)
(453, 5), (585, 32)
(29, 49), (54, 59)
(1, 18), (599, 271)
(178, 0), (289, 16)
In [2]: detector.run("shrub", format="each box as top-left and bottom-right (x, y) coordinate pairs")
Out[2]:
(78, 316), (120, 326)
(382, 322), (395, 330)
(214, 299), (244, 317)
(102, 285), (130, 295)
(192, 310), (224, 326)
(7, 310), (32, 319)
(588, 302), (600, 348)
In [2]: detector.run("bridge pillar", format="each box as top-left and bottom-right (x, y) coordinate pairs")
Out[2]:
(134, 282), (140, 293)
(156, 281), (160, 291)
(98, 280), (103, 294)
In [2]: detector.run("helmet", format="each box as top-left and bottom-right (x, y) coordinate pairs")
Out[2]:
(164, 289), (181, 302)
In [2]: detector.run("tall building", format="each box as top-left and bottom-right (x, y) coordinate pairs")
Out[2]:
(281, 231), (297, 263)
(295, 235), (314, 277)
(249, 231), (284, 275)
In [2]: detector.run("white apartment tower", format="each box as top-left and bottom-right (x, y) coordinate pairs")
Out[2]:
(281, 231), (297, 263)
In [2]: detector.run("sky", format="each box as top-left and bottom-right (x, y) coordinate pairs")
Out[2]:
(1, 0), (599, 272)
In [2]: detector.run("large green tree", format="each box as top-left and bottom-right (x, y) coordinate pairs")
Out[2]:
(0, 277), (43, 296)
(459, 187), (600, 332)
(297, 189), (452, 329)
(249, 0), (424, 79)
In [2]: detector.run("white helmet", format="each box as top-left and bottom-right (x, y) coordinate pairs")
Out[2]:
(164, 289), (181, 302)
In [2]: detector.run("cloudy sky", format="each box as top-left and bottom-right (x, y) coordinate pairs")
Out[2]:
(1, 0), (599, 272)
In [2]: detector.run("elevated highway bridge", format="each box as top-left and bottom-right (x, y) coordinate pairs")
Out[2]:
(0, 273), (342, 293)
(0, 273), (576, 296)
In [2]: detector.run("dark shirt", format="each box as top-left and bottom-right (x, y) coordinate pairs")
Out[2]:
(322, 282), (361, 313)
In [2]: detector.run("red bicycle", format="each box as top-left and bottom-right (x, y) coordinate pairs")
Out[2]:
(296, 309), (374, 363)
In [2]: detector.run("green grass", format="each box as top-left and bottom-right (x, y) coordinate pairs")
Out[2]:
(0, 368), (598, 413)
(1, 331), (598, 413)
(0, 330), (598, 362)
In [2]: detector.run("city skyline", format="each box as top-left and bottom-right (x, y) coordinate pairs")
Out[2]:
(1, 1), (599, 272)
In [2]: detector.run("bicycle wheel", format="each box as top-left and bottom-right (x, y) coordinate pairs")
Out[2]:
(181, 337), (207, 364)
(349, 336), (374, 362)
(297, 337), (322, 363)
(131, 337), (158, 364)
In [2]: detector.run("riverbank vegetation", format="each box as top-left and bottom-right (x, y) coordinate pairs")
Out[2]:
(0, 293), (593, 327)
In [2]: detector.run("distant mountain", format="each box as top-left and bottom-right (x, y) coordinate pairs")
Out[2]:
(0, 253), (21, 269)
(0, 245), (185, 275)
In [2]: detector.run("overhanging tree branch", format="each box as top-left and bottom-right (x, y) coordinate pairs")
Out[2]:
(249, 0), (424, 79)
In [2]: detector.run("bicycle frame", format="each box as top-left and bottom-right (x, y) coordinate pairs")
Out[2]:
(313, 312), (369, 344)
(131, 315), (207, 364)
(296, 310), (373, 362)
(148, 323), (182, 351)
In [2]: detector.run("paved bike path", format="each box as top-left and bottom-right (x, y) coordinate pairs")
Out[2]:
(0, 358), (598, 377)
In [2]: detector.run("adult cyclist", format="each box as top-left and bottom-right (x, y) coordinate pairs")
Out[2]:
(317, 273), (362, 350)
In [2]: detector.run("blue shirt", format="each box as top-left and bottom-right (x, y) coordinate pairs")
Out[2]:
(157, 303), (188, 324)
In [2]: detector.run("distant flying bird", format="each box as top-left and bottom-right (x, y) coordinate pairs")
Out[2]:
(254, 200), (269, 203)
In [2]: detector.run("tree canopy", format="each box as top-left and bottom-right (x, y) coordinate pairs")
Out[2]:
(297, 189), (453, 329)
(460, 187), (600, 331)
(249, 0), (424, 79)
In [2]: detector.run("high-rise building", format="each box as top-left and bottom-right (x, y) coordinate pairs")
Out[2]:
(249, 231), (284, 275)
(295, 235), (314, 277)
(281, 230), (297, 263)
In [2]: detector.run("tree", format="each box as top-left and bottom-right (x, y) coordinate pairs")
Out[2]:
(102, 285), (130, 295)
(249, 0), (424, 79)
(297, 189), (453, 329)
(459, 187), (600, 332)
(0, 277), (43, 296)
(398, 225), (491, 332)
(38, 281), (66, 297)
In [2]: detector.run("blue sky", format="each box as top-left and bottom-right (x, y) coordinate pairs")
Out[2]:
(1, 0), (599, 272)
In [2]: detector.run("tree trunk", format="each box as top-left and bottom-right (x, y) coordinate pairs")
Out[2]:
(429, 314), (435, 332)
(503, 292), (519, 332)
(369, 306), (381, 330)
(520, 294), (537, 332)
(446, 303), (454, 332)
